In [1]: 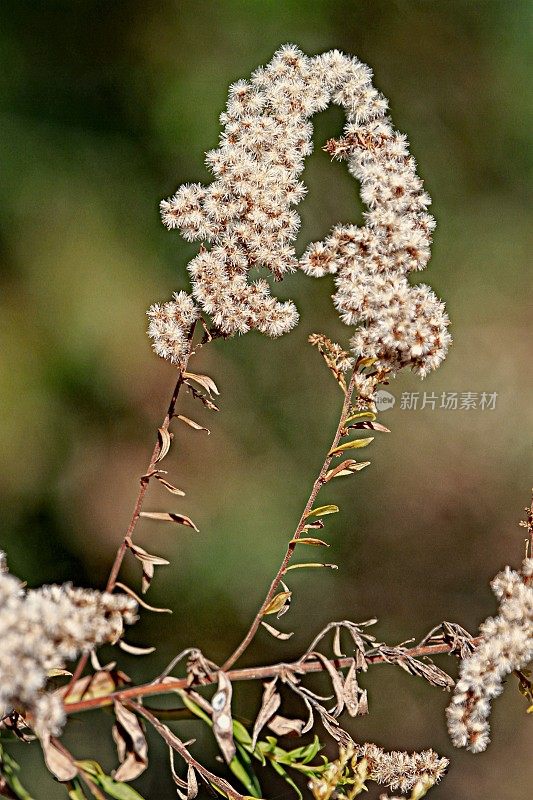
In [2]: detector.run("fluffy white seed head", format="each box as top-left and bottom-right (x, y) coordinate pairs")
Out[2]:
(154, 46), (450, 375)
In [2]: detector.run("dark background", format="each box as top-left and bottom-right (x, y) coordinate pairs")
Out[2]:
(0, 1), (531, 797)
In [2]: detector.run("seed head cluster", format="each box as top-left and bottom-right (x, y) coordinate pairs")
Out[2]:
(151, 45), (450, 375)
(0, 554), (137, 738)
(353, 743), (448, 794)
(446, 557), (533, 752)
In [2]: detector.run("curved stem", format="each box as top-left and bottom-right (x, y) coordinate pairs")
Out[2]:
(64, 323), (198, 697)
(221, 371), (359, 672)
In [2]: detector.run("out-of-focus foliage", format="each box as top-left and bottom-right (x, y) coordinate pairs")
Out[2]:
(0, 1), (531, 798)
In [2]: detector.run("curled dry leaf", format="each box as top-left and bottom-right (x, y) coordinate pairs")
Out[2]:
(114, 582), (172, 614)
(186, 764), (198, 800)
(325, 459), (371, 481)
(40, 734), (77, 781)
(139, 512), (199, 532)
(211, 672), (236, 764)
(267, 715), (305, 737)
(59, 669), (120, 705)
(184, 372), (220, 396)
(329, 438), (374, 456)
(262, 591), (291, 617)
(156, 428), (172, 463)
(343, 660), (369, 717)
(155, 476), (186, 496)
(349, 420), (390, 433)
(126, 539), (170, 594)
(252, 680), (281, 748)
(119, 641), (156, 656)
(261, 621), (294, 640)
(176, 415), (210, 435)
(113, 701), (148, 781)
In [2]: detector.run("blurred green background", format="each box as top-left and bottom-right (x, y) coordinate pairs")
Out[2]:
(0, 1), (531, 797)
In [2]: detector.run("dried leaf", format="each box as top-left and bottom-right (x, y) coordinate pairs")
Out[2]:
(154, 476), (185, 496)
(40, 735), (77, 781)
(267, 715), (305, 737)
(304, 652), (345, 716)
(285, 563), (338, 571)
(155, 428), (171, 463)
(305, 505), (339, 519)
(290, 537), (329, 547)
(303, 520), (324, 530)
(184, 372), (219, 396)
(348, 420), (390, 433)
(112, 702), (148, 782)
(60, 670), (118, 705)
(329, 438), (374, 456)
(176, 415), (210, 435)
(47, 668), (72, 678)
(211, 672), (236, 764)
(186, 765), (198, 800)
(261, 621), (294, 640)
(263, 591), (291, 617)
(252, 680), (281, 748)
(343, 660), (368, 717)
(333, 626), (343, 658)
(114, 582), (172, 614)
(126, 540), (169, 594)
(139, 512), (199, 531)
(119, 641), (156, 656)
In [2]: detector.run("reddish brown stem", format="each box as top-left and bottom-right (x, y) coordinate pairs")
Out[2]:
(221, 370), (359, 671)
(64, 638), (481, 716)
(64, 323), (197, 698)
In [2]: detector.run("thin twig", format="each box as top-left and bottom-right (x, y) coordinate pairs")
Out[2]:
(221, 370), (359, 671)
(64, 322), (198, 698)
(64, 637), (480, 716)
(130, 703), (248, 800)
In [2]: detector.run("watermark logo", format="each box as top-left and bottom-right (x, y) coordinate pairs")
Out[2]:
(375, 390), (396, 412)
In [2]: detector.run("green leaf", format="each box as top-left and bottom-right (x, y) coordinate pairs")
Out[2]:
(232, 720), (253, 748)
(270, 760), (303, 800)
(67, 779), (87, 800)
(177, 690), (213, 726)
(96, 774), (146, 800)
(344, 411), (376, 424)
(229, 745), (262, 798)
(329, 437), (374, 456)
(306, 505), (339, 519)
(0, 744), (36, 800)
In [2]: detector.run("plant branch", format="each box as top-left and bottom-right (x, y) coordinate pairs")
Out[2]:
(221, 369), (360, 671)
(64, 637), (480, 716)
(64, 322), (198, 697)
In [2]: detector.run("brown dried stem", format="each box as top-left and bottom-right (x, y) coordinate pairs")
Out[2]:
(64, 322), (198, 696)
(64, 638), (481, 716)
(221, 369), (359, 671)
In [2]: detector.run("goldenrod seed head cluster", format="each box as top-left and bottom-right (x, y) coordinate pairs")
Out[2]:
(147, 291), (199, 366)
(153, 45), (450, 375)
(353, 744), (448, 794)
(446, 558), (533, 752)
(0, 556), (137, 737)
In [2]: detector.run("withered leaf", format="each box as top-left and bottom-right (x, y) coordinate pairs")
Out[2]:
(40, 734), (77, 781)
(252, 680), (281, 748)
(113, 701), (148, 781)
(348, 420), (390, 433)
(261, 621), (294, 640)
(211, 672), (236, 764)
(303, 520), (324, 530)
(329, 438), (374, 456)
(176, 415), (210, 435)
(139, 512), (199, 531)
(262, 591), (291, 617)
(60, 670), (118, 705)
(333, 626), (343, 658)
(186, 765), (198, 800)
(305, 505), (339, 519)
(156, 428), (172, 463)
(267, 715), (305, 737)
(155, 476), (185, 496)
(304, 652), (345, 717)
(324, 459), (370, 481)
(343, 660), (368, 717)
(119, 641), (156, 656)
(126, 539), (169, 594)
(184, 372), (219, 396)
(290, 537), (329, 547)
(114, 581), (172, 614)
